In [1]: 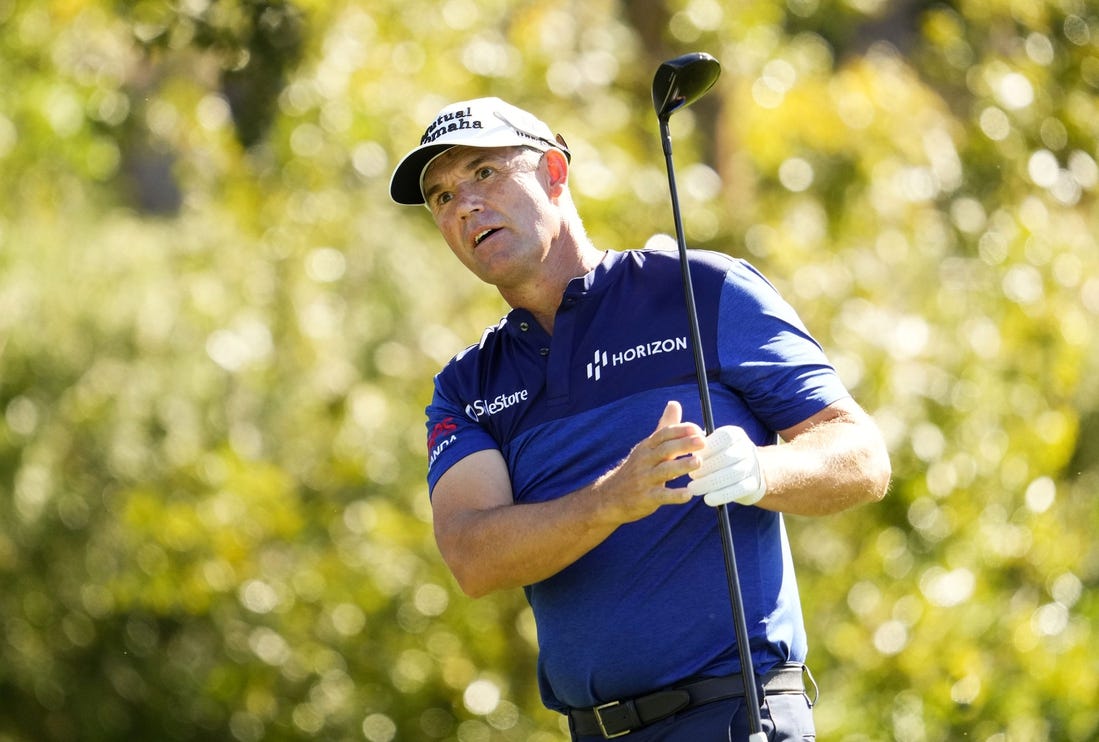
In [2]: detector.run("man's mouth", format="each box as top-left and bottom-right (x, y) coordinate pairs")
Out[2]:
(473, 228), (500, 247)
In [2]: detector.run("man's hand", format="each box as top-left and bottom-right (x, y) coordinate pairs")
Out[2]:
(687, 425), (767, 507)
(592, 401), (706, 524)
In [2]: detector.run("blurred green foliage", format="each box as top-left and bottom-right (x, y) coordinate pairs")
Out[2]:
(1, 0), (1096, 740)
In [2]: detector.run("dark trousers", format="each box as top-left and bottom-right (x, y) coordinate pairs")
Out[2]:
(570, 691), (815, 741)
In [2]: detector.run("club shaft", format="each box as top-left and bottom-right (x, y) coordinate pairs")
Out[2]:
(659, 116), (765, 737)
(660, 122), (714, 434)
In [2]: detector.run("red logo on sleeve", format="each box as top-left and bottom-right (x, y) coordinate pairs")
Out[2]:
(427, 417), (458, 450)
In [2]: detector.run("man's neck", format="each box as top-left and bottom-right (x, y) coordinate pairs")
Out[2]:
(499, 241), (604, 335)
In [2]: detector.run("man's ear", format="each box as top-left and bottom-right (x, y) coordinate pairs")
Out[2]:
(543, 148), (569, 195)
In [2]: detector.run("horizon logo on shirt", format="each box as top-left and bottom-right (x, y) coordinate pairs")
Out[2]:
(586, 336), (689, 381)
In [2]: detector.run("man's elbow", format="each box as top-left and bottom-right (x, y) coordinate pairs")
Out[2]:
(862, 440), (892, 504)
(449, 566), (495, 599)
(439, 548), (500, 599)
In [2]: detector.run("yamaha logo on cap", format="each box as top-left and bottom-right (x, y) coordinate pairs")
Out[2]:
(420, 106), (484, 145)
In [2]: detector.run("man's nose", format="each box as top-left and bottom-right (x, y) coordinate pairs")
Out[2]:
(454, 184), (484, 218)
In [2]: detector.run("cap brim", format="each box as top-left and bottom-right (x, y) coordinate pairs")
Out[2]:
(389, 143), (454, 205)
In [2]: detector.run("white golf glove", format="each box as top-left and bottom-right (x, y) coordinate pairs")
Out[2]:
(687, 425), (767, 507)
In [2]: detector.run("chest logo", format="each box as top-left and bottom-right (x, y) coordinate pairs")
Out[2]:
(586, 337), (689, 381)
(465, 389), (530, 421)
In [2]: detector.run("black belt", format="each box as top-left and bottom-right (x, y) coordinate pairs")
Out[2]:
(568, 664), (807, 739)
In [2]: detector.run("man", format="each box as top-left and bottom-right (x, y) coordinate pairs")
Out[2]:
(390, 97), (891, 741)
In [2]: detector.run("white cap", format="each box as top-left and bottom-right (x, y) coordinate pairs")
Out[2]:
(389, 97), (570, 205)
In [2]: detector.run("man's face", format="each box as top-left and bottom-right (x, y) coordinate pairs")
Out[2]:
(422, 146), (558, 288)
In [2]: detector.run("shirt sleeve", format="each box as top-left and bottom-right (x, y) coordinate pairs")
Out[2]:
(716, 259), (850, 432)
(424, 374), (500, 496)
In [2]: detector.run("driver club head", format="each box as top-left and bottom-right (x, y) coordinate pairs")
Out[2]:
(652, 52), (721, 120)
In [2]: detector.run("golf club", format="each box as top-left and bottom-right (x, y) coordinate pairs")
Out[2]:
(652, 51), (767, 742)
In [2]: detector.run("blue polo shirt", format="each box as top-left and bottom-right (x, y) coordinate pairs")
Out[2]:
(425, 248), (848, 713)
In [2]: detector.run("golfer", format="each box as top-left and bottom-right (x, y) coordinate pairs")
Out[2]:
(390, 97), (891, 741)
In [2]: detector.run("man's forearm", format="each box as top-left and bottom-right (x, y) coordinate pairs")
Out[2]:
(757, 410), (891, 516)
(435, 483), (619, 598)
(433, 401), (708, 597)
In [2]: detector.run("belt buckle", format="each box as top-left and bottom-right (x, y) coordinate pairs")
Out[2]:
(593, 700), (630, 739)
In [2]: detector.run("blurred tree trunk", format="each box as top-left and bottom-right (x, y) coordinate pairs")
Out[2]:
(621, 0), (728, 182)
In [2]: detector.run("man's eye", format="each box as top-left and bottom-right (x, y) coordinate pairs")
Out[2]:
(436, 192), (453, 206)
(476, 166), (494, 180)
